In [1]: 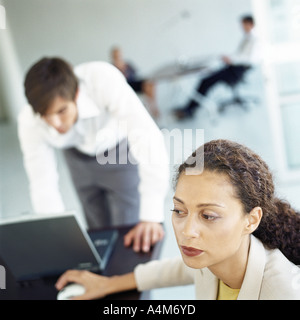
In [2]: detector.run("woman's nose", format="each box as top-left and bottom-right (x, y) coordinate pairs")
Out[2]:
(182, 214), (200, 239)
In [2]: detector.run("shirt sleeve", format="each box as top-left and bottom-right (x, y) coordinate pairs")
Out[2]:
(18, 108), (65, 214)
(134, 256), (195, 291)
(91, 63), (170, 223)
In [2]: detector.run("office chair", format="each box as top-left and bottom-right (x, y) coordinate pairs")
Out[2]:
(218, 68), (259, 113)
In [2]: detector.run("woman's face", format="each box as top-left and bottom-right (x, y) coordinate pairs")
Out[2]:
(172, 170), (249, 270)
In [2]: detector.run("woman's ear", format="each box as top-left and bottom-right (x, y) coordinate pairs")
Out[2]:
(244, 207), (263, 234)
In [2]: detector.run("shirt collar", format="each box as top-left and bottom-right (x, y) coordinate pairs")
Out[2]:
(237, 235), (266, 300)
(76, 82), (100, 119)
(196, 235), (266, 300)
(245, 28), (256, 39)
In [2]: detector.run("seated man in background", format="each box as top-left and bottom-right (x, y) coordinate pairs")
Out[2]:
(174, 15), (260, 120)
(18, 57), (169, 253)
(111, 46), (160, 119)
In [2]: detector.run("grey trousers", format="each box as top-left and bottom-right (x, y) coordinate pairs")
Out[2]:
(63, 140), (140, 229)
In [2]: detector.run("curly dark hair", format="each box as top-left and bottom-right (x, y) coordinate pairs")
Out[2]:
(176, 139), (300, 265)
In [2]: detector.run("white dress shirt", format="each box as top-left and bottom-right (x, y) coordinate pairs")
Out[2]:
(229, 29), (261, 66)
(18, 61), (169, 222)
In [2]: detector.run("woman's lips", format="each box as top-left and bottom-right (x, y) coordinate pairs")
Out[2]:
(181, 246), (204, 257)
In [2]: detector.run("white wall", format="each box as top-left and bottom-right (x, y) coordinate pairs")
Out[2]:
(0, 79), (6, 120)
(0, 0), (26, 122)
(1, 0), (252, 119)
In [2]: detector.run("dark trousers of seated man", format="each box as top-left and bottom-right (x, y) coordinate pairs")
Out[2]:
(64, 139), (140, 229)
(185, 65), (251, 114)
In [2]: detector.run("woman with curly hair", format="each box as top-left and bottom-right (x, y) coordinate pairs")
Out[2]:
(56, 139), (300, 300)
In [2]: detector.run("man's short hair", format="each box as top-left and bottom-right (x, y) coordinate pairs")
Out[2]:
(24, 57), (78, 115)
(241, 15), (255, 25)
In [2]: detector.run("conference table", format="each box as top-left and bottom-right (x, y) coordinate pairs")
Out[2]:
(0, 225), (163, 300)
(148, 57), (210, 82)
(147, 56), (218, 122)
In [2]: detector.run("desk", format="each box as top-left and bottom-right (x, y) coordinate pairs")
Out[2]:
(149, 57), (222, 123)
(0, 225), (163, 300)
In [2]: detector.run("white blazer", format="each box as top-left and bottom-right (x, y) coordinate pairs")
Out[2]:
(134, 235), (300, 300)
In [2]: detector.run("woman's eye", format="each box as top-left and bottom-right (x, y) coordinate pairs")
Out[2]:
(171, 209), (185, 216)
(202, 213), (217, 221)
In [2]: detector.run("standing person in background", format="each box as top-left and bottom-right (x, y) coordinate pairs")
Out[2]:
(111, 46), (160, 119)
(18, 57), (169, 253)
(174, 15), (260, 120)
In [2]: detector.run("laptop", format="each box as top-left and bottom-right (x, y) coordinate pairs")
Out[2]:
(0, 212), (118, 281)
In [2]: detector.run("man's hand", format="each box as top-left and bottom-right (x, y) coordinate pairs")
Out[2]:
(124, 221), (164, 252)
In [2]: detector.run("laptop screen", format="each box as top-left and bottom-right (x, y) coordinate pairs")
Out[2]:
(0, 213), (102, 281)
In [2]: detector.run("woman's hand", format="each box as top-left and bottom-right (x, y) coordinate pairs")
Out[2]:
(55, 270), (112, 300)
(55, 270), (137, 300)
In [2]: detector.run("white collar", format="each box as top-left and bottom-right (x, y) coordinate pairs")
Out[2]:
(37, 84), (100, 139)
(196, 235), (266, 300)
(238, 235), (266, 299)
(76, 83), (100, 120)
